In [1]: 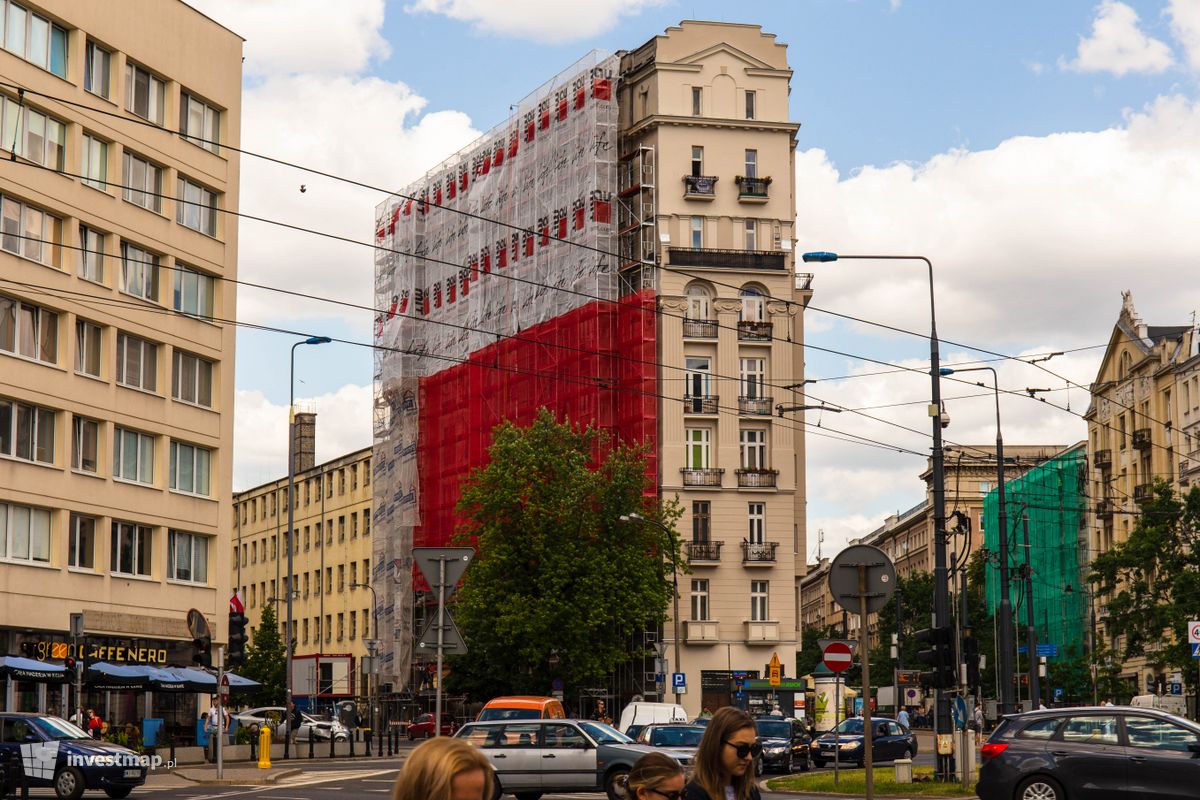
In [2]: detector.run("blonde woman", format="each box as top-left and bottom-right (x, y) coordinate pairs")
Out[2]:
(392, 736), (494, 800)
(621, 751), (686, 800)
(684, 707), (762, 800)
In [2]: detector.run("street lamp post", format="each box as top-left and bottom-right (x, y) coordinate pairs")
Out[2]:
(939, 365), (1016, 714)
(804, 252), (952, 771)
(619, 512), (682, 705)
(285, 336), (331, 759)
(351, 582), (380, 757)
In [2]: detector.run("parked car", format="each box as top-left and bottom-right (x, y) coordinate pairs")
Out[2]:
(810, 717), (916, 767)
(755, 716), (813, 774)
(633, 723), (705, 761)
(407, 713), (457, 739)
(477, 696), (566, 721)
(0, 713), (147, 800)
(456, 718), (683, 800)
(230, 706), (288, 739)
(296, 713), (349, 742)
(616, 702), (688, 740)
(978, 706), (1200, 800)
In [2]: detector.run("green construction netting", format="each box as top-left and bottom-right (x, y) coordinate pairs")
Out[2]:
(983, 447), (1088, 659)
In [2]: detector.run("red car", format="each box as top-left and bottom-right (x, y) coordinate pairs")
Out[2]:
(407, 713), (457, 739)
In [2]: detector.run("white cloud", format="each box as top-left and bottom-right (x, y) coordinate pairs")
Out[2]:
(188, 0), (390, 77)
(1168, 0), (1200, 71)
(233, 384), (374, 491)
(405, 0), (664, 43)
(1060, 0), (1174, 76)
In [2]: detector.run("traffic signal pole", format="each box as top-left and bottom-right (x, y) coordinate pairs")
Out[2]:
(927, 285), (952, 781)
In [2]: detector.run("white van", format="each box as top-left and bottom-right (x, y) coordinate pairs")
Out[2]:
(1131, 693), (1187, 716)
(617, 702), (689, 737)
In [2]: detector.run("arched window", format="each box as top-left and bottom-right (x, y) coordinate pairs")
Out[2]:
(685, 282), (712, 320)
(739, 285), (766, 322)
(1118, 351), (1132, 380)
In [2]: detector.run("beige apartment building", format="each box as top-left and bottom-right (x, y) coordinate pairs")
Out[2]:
(233, 432), (374, 705)
(0, 0), (241, 717)
(618, 21), (808, 716)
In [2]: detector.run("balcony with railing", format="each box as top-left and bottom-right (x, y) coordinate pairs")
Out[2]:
(668, 247), (786, 271)
(1093, 449), (1112, 470)
(736, 176), (771, 202)
(1132, 428), (1152, 450)
(682, 318), (719, 338)
(1133, 483), (1153, 503)
(683, 395), (719, 415)
(685, 540), (723, 563)
(683, 175), (718, 199)
(738, 396), (773, 415)
(737, 320), (773, 341)
(681, 467), (724, 488)
(684, 619), (721, 644)
(1096, 499), (1113, 519)
(736, 468), (778, 489)
(741, 540), (778, 564)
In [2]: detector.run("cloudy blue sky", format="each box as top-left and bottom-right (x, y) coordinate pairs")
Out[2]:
(190, 0), (1200, 554)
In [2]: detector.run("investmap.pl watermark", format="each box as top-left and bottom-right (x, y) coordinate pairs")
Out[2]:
(67, 753), (172, 769)
(21, 742), (175, 777)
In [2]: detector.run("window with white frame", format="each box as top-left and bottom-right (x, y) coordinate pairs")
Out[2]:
(684, 283), (711, 320)
(744, 149), (758, 179)
(685, 427), (711, 469)
(750, 580), (769, 621)
(1, 2), (66, 75)
(119, 242), (159, 301)
(78, 226), (105, 281)
(1, 97), (64, 170)
(173, 265), (215, 319)
(169, 440), (211, 496)
(0, 294), (57, 363)
(692, 501), (711, 542)
(744, 218), (757, 250)
(0, 501), (51, 563)
(690, 579), (710, 621)
(690, 146), (703, 177)
(81, 135), (108, 191)
(115, 332), (157, 391)
(111, 520), (152, 576)
(169, 529), (208, 583)
(68, 512), (95, 569)
(747, 502), (765, 544)
(690, 216), (703, 248)
(72, 415), (98, 473)
(691, 86), (702, 116)
(180, 92), (220, 153)
(1, 193), (62, 267)
(0, 397), (54, 464)
(122, 152), (163, 212)
(176, 176), (217, 236)
(113, 427), (154, 484)
(75, 319), (101, 377)
(740, 428), (766, 469)
(745, 90), (756, 120)
(124, 63), (164, 124)
(84, 40), (110, 98)
(739, 286), (765, 322)
(739, 358), (765, 399)
(173, 350), (213, 407)
(685, 356), (712, 399)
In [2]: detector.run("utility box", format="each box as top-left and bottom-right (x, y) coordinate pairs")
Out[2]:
(894, 758), (913, 784)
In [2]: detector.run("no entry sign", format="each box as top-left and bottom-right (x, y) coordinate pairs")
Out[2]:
(822, 641), (854, 673)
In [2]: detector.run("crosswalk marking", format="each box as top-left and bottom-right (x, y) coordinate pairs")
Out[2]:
(268, 767), (397, 788)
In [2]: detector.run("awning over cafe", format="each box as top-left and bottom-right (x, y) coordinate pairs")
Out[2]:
(0, 656), (67, 683)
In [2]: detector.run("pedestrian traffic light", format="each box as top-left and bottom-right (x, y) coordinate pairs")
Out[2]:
(193, 635), (212, 668)
(227, 611), (248, 669)
(915, 625), (955, 689)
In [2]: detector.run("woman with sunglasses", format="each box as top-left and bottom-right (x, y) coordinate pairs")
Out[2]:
(684, 706), (763, 800)
(621, 751), (686, 800)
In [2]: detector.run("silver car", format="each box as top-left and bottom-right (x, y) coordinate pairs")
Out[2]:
(456, 718), (684, 800)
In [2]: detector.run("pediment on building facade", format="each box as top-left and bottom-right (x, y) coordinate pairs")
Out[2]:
(675, 42), (776, 71)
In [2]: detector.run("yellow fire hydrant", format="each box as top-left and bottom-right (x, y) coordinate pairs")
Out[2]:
(258, 724), (272, 769)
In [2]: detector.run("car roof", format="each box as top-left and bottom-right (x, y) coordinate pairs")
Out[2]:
(1006, 706), (1195, 723)
(0, 712), (41, 718)
(463, 718), (593, 726)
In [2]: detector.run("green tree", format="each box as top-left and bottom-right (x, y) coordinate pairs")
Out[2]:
(446, 410), (682, 700)
(869, 571), (935, 680)
(1090, 480), (1200, 690)
(242, 601), (287, 707)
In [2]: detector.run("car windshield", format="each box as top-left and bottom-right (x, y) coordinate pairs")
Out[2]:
(305, 714), (332, 724)
(477, 708), (541, 721)
(756, 720), (792, 738)
(832, 719), (865, 735)
(32, 717), (91, 741)
(651, 727), (704, 747)
(578, 721), (633, 744)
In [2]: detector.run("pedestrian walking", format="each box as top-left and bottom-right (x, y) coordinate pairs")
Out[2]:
(87, 709), (104, 739)
(896, 707), (910, 729)
(392, 736), (493, 800)
(289, 701), (302, 744)
(618, 751), (685, 800)
(684, 706), (762, 800)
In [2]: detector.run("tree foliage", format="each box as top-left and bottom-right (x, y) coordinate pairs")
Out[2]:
(1090, 480), (1200, 688)
(446, 410), (682, 700)
(242, 601), (287, 707)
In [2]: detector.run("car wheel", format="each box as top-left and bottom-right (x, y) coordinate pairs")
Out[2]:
(902, 747), (913, 760)
(605, 767), (630, 800)
(54, 767), (86, 800)
(490, 776), (503, 800)
(407, 730), (416, 741)
(1017, 776), (1064, 800)
(104, 788), (134, 799)
(784, 752), (794, 774)
(813, 756), (826, 768)
(755, 757), (764, 777)
(514, 794), (543, 800)
(801, 752), (813, 772)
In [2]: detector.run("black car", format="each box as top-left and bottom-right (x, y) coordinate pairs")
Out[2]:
(811, 717), (916, 767)
(755, 716), (813, 774)
(0, 713), (147, 800)
(978, 706), (1200, 800)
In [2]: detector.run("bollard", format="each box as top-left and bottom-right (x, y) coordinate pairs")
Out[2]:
(364, 728), (371, 757)
(330, 729), (336, 759)
(349, 730), (355, 758)
(257, 725), (272, 769)
(308, 730), (315, 760)
(249, 729), (257, 762)
(894, 758), (912, 784)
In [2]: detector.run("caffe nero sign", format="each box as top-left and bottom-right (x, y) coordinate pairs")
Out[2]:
(24, 639), (170, 664)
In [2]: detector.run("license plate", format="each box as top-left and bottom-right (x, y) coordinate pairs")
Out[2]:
(123, 770), (141, 778)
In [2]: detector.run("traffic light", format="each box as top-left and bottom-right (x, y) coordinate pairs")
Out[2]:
(193, 635), (212, 668)
(963, 633), (981, 690)
(227, 611), (248, 669)
(915, 625), (955, 689)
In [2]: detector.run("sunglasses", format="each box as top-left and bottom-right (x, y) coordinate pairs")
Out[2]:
(649, 791), (684, 800)
(724, 741), (764, 760)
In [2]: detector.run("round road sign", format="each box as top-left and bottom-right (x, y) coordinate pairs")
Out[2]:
(822, 641), (854, 673)
(827, 544), (897, 615)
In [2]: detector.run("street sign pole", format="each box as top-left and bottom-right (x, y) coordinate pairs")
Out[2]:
(859, 565), (875, 800)
(834, 671), (840, 787)
(435, 556), (446, 737)
(216, 646), (225, 780)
